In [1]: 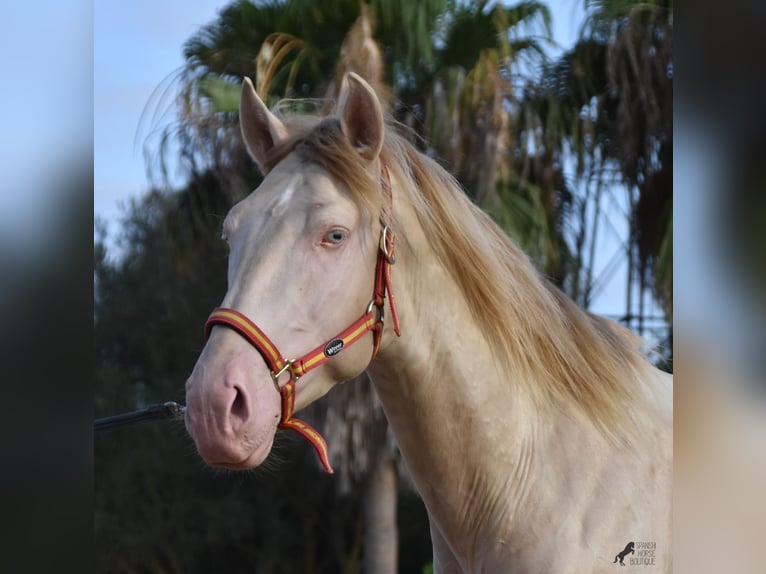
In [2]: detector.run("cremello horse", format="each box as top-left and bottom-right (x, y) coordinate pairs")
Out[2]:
(184, 72), (672, 573)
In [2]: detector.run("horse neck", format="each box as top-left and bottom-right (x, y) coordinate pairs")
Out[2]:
(367, 198), (540, 556)
(368, 253), (664, 567)
(366, 190), (671, 568)
(360, 170), (673, 568)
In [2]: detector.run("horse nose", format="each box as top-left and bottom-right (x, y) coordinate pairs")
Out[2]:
(183, 341), (281, 468)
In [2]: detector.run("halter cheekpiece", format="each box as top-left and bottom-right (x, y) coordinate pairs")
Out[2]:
(204, 167), (400, 473)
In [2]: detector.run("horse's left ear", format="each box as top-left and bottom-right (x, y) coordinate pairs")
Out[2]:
(337, 72), (384, 162)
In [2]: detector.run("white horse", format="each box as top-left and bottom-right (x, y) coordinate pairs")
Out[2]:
(184, 72), (672, 573)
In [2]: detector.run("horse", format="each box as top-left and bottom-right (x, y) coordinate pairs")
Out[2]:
(614, 541), (635, 565)
(184, 72), (672, 573)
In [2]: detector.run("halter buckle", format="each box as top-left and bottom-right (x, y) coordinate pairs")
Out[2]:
(379, 225), (396, 264)
(270, 359), (298, 390)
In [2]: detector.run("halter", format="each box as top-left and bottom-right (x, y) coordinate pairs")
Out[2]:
(204, 167), (400, 474)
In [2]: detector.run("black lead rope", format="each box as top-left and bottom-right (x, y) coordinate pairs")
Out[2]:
(94, 401), (186, 432)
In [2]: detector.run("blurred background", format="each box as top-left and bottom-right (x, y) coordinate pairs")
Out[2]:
(4, 0), (766, 572)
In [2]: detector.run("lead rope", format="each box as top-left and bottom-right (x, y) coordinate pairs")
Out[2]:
(204, 166), (400, 474)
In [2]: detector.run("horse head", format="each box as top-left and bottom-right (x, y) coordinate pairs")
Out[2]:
(184, 73), (394, 469)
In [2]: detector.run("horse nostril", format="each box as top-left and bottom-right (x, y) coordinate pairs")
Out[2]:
(230, 385), (248, 422)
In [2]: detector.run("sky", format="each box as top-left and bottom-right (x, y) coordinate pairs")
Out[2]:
(93, 0), (659, 326)
(95, 0), (227, 226)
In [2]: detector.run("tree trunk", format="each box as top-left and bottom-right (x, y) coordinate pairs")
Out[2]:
(363, 456), (398, 574)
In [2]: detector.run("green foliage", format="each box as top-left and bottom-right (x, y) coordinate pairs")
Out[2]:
(199, 75), (241, 112)
(485, 171), (572, 287)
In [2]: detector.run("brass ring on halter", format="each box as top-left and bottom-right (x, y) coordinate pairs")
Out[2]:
(366, 298), (385, 323)
(270, 359), (297, 391)
(379, 225), (396, 264)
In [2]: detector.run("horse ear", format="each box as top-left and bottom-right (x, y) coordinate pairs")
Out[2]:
(240, 76), (288, 174)
(337, 72), (384, 162)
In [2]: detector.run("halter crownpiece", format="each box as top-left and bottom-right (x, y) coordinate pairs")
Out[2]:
(203, 167), (400, 474)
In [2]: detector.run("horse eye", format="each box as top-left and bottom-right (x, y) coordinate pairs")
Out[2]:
(323, 229), (347, 245)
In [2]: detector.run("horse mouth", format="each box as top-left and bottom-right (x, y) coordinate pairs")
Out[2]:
(211, 451), (267, 470)
(204, 429), (276, 470)
(186, 402), (280, 470)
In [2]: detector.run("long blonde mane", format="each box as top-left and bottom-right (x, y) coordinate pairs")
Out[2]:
(262, 111), (655, 441)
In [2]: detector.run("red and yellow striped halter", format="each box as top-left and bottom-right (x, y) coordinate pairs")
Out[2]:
(203, 168), (400, 473)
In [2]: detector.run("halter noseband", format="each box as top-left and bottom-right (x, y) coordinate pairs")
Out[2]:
(203, 167), (400, 474)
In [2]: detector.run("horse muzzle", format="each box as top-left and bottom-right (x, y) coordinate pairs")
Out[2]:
(184, 328), (282, 469)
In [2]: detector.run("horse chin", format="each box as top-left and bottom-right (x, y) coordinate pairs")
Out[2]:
(196, 417), (279, 470)
(208, 432), (276, 470)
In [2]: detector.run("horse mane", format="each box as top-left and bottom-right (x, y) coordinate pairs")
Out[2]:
(262, 110), (655, 442)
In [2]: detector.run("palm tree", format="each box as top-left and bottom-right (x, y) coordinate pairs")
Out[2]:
(146, 0), (448, 183)
(413, 1), (572, 282)
(519, 0), (672, 336)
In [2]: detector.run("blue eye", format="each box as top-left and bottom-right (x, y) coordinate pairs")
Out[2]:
(323, 229), (347, 245)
